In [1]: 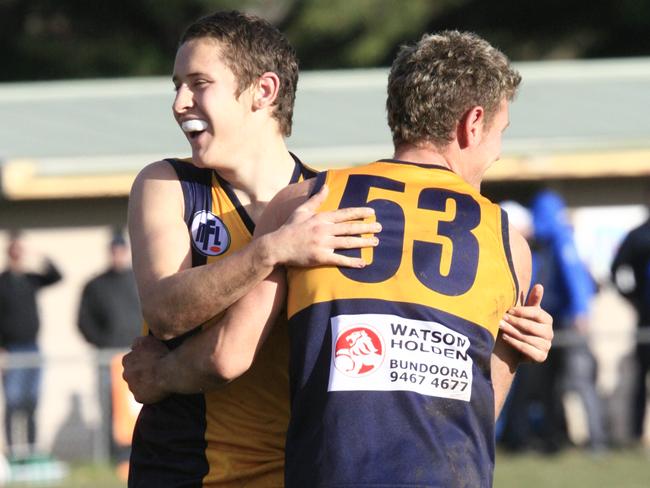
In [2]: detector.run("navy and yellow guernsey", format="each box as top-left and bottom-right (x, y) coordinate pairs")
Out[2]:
(129, 155), (316, 488)
(285, 160), (518, 488)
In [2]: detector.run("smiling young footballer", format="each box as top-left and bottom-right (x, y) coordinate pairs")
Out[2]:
(124, 11), (379, 487)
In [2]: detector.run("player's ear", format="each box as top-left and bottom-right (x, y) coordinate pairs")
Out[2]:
(457, 106), (485, 149)
(252, 72), (280, 111)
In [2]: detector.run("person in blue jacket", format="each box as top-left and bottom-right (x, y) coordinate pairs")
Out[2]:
(531, 189), (607, 453)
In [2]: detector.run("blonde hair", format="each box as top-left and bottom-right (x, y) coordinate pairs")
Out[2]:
(387, 30), (521, 148)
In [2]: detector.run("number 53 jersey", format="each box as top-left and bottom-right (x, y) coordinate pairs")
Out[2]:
(285, 159), (519, 488)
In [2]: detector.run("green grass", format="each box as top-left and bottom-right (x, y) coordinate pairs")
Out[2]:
(6, 463), (124, 488)
(5, 449), (650, 487)
(495, 448), (650, 488)
(59, 464), (125, 488)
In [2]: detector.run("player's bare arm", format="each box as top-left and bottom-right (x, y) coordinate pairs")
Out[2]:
(129, 163), (379, 340)
(123, 267), (287, 403)
(491, 224), (533, 417)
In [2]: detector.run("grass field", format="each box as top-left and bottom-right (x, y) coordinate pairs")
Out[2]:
(6, 448), (650, 487)
(495, 448), (650, 488)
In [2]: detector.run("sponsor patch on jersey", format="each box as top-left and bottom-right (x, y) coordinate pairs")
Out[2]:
(190, 210), (231, 256)
(328, 314), (473, 401)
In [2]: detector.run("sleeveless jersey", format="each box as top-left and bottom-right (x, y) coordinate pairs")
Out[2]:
(129, 155), (316, 488)
(285, 160), (518, 488)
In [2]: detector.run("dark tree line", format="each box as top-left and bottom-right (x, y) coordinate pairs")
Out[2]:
(2, 0), (649, 81)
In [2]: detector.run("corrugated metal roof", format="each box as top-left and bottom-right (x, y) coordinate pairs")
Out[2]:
(1, 57), (649, 198)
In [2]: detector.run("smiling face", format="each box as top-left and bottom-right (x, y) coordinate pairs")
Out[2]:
(172, 38), (255, 169)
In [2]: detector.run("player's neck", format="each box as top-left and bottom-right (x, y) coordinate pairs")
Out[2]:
(393, 143), (451, 170)
(221, 143), (294, 195)
(393, 142), (483, 191)
(218, 138), (296, 221)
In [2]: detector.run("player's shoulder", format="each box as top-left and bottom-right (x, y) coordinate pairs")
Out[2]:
(507, 224), (531, 262)
(133, 158), (183, 184)
(130, 159), (186, 197)
(128, 159), (187, 216)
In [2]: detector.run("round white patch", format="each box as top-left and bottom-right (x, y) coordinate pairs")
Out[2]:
(190, 210), (230, 256)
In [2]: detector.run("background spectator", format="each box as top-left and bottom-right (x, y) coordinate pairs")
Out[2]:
(0, 230), (62, 457)
(77, 229), (140, 463)
(611, 208), (650, 444)
(531, 190), (607, 453)
(78, 230), (140, 350)
(499, 193), (608, 454)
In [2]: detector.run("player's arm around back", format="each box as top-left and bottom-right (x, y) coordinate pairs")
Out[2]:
(128, 161), (276, 340)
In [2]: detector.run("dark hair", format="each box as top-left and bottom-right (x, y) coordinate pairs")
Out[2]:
(180, 10), (298, 136)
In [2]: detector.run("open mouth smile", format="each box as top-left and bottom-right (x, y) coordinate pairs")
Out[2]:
(181, 119), (208, 139)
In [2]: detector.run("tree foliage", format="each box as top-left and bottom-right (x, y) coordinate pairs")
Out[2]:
(1, 0), (649, 81)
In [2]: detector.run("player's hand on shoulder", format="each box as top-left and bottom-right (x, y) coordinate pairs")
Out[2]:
(269, 184), (381, 268)
(122, 336), (171, 404)
(498, 284), (553, 363)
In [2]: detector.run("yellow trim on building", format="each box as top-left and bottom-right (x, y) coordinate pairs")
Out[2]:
(485, 149), (650, 181)
(2, 148), (649, 200)
(1, 159), (135, 200)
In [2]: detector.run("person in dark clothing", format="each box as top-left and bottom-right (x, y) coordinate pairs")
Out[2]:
(78, 232), (141, 350)
(499, 194), (607, 454)
(611, 215), (650, 442)
(77, 230), (141, 462)
(0, 231), (62, 457)
(530, 190), (606, 453)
